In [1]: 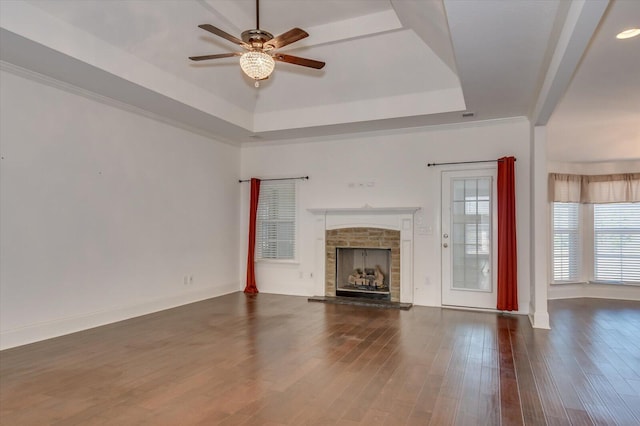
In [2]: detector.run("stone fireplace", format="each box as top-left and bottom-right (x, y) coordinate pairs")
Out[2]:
(308, 207), (418, 304)
(328, 228), (399, 301)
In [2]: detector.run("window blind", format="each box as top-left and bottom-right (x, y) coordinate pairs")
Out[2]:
(593, 203), (640, 283)
(552, 203), (581, 282)
(256, 180), (296, 260)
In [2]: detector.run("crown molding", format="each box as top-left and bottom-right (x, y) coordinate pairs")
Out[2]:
(0, 60), (239, 147)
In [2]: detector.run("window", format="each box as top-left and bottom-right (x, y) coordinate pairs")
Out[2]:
(551, 202), (640, 284)
(552, 203), (581, 282)
(256, 180), (296, 260)
(593, 203), (640, 283)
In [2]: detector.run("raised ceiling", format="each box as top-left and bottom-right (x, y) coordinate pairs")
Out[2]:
(547, 0), (640, 162)
(1, 0), (637, 154)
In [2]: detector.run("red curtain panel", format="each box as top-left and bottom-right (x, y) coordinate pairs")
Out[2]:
(244, 178), (261, 294)
(497, 157), (518, 311)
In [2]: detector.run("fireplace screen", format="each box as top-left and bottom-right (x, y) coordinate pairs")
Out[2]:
(336, 248), (391, 297)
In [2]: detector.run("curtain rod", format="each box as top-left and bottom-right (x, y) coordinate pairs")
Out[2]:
(427, 158), (516, 167)
(238, 176), (309, 183)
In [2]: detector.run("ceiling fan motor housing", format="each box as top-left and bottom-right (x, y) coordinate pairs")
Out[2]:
(241, 29), (274, 49)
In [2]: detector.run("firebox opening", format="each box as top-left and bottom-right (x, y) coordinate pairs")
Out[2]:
(335, 247), (391, 300)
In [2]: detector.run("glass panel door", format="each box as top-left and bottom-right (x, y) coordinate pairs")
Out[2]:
(442, 169), (497, 309)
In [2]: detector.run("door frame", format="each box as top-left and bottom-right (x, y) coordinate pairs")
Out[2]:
(440, 166), (499, 310)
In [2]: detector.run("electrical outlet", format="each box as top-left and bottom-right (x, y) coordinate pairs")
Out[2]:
(183, 276), (188, 285)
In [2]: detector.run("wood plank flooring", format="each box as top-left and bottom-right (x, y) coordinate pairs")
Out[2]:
(1, 294), (639, 425)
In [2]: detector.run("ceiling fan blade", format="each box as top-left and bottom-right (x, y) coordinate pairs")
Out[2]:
(198, 24), (248, 48)
(189, 52), (242, 61)
(264, 28), (309, 50)
(273, 53), (325, 70)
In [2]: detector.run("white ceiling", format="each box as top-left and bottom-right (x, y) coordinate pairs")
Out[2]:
(0, 0), (638, 158)
(547, 0), (640, 162)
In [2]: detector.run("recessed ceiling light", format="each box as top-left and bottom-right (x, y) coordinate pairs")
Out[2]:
(616, 28), (640, 39)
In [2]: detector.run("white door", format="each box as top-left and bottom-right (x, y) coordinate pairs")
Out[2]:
(441, 169), (498, 309)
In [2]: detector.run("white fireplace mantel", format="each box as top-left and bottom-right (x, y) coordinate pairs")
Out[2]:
(307, 207), (421, 215)
(308, 206), (419, 304)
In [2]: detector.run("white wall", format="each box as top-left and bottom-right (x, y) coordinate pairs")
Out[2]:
(0, 68), (241, 349)
(240, 119), (532, 312)
(548, 283), (640, 301)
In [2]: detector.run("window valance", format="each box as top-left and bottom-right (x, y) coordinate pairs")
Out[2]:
(548, 172), (640, 203)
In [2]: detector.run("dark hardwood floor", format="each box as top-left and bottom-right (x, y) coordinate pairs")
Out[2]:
(1, 293), (639, 425)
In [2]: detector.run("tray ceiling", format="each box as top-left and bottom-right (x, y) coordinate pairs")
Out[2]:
(1, 0), (637, 153)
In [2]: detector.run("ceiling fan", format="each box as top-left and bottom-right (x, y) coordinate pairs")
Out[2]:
(189, 0), (325, 87)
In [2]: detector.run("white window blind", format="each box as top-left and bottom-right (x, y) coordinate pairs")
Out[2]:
(593, 203), (640, 283)
(256, 181), (296, 260)
(552, 202), (581, 282)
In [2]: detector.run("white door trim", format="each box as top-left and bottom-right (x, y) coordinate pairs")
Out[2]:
(441, 168), (498, 309)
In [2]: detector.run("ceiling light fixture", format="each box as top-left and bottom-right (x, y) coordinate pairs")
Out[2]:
(189, 0), (324, 88)
(616, 28), (640, 39)
(239, 51), (275, 86)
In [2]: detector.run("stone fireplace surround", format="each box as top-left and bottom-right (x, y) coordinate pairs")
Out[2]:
(308, 207), (419, 304)
(328, 228), (399, 301)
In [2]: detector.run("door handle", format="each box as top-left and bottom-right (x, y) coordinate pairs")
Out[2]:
(443, 243), (448, 248)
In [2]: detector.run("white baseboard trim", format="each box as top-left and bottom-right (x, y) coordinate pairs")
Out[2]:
(441, 305), (529, 316)
(0, 282), (240, 351)
(259, 288), (313, 297)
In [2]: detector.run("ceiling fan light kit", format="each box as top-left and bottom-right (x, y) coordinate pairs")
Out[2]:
(240, 51), (275, 82)
(189, 0), (325, 88)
